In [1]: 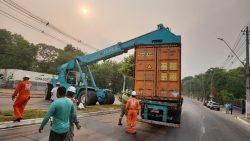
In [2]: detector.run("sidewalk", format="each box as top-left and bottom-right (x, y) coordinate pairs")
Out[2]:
(189, 97), (250, 125)
(220, 106), (250, 125)
(0, 109), (120, 129)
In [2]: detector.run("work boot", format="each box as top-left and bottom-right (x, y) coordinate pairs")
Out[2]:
(13, 118), (22, 122)
(75, 122), (81, 130)
(118, 118), (122, 125)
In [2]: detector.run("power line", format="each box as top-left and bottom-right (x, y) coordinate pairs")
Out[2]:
(0, 8), (68, 44)
(2, 0), (98, 50)
(220, 31), (245, 69)
(225, 40), (246, 69)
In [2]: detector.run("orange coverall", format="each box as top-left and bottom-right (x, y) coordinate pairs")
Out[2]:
(12, 80), (32, 119)
(126, 97), (140, 133)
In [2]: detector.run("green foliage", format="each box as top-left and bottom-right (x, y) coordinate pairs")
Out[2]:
(33, 43), (59, 73)
(0, 29), (38, 70)
(0, 28), (135, 95)
(182, 67), (245, 104)
(54, 44), (85, 69)
(118, 55), (134, 76)
(91, 60), (123, 94)
(216, 90), (234, 104)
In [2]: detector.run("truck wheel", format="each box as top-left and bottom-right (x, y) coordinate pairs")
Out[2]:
(45, 84), (53, 100)
(98, 101), (105, 105)
(77, 90), (97, 106)
(87, 91), (98, 105)
(98, 92), (114, 105)
(173, 107), (182, 124)
(106, 92), (115, 104)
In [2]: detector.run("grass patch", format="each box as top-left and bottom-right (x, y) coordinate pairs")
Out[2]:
(0, 109), (47, 122)
(0, 105), (121, 122)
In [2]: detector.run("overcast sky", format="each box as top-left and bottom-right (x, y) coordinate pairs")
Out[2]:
(0, 0), (249, 78)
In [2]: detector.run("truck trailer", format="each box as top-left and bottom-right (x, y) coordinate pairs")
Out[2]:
(134, 42), (182, 127)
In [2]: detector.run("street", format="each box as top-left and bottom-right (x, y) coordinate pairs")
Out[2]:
(0, 98), (250, 141)
(0, 97), (50, 110)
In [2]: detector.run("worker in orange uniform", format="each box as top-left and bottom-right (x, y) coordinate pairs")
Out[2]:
(12, 74), (32, 122)
(126, 91), (140, 134)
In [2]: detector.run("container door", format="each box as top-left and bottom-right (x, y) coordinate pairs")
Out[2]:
(156, 45), (181, 99)
(134, 47), (156, 98)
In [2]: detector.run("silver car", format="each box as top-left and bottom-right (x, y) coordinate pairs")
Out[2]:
(210, 102), (220, 111)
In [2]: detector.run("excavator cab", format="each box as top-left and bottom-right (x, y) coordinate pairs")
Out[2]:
(66, 71), (81, 86)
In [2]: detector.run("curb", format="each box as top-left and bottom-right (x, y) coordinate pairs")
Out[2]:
(0, 109), (120, 130)
(236, 116), (250, 125)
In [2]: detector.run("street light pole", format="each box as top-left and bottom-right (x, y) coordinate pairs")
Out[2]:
(217, 34), (250, 119)
(245, 26), (250, 118)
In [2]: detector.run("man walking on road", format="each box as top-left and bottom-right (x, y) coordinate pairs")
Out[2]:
(12, 74), (32, 122)
(39, 86), (75, 141)
(126, 91), (140, 134)
(118, 89), (130, 125)
(50, 82), (60, 102)
(65, 86), (81, 141)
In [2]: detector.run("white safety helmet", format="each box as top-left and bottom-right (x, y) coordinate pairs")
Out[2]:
(131, 91), (137, 96)
(68, 86), (76, 93)
(24, 74), (30, 78)
(56, 82), (60, 85)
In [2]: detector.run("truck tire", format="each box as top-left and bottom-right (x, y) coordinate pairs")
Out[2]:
(88, 91), (98, 105)
(106, 92), (115, 104)
(45, 84), (53, 100)
(77, 90), (97, 106)
(98, 92), (114, 105)
(172, 107), (182, 124)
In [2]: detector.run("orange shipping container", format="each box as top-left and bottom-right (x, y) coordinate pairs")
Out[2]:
(134, 44), (181, 102)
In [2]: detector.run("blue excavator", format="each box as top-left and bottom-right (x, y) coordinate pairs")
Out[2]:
(45, 24), (180, 106)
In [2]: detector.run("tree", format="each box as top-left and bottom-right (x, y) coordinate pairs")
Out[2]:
(91, 60), (123, 94)
(54, 44), (85, 67)
(182, 66), (245, 104)
(34, 43), (59, 73)
(118, 55), (134, 92)
(0, 29), (37, 70)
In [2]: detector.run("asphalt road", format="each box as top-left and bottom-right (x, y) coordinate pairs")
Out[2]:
(0, 97), (50, 110)
(0, 98), (250, 141)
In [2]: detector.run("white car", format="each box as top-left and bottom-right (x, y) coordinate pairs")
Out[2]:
(210, 102), (220, 111)
(206, 100), (213, 108)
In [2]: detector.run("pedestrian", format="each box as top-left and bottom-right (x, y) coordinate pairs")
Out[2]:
(230, 103), (233, 115)
(51, 82), (60, 102)
(39, 86), (75, 141)
(65, 86), (81, 141)
(126, 91), (140, 134)
(118, 89), (130, 125)
(225, 103), (228, 114)
(12, 74), (32, 122)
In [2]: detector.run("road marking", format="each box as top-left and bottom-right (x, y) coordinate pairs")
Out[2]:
(202, 127), (205, 134)
(202, 115), (205, 120)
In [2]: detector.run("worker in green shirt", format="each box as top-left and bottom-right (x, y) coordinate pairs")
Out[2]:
(118, 89), (131, 125)
(39, 86), (75, 141)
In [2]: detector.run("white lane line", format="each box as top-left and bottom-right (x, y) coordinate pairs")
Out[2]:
(202, 127), (205, 134)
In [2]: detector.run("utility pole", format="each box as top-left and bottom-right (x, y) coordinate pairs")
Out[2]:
(245, 26), (250, 119)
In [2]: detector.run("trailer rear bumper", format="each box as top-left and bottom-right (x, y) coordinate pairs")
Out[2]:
(138, 118), (180, 128)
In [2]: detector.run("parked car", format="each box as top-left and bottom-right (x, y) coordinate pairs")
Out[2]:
(206, 100), (214, 108)
(210, 102), (220, 111)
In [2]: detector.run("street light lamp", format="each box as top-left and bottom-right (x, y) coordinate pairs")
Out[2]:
(217, 38), (244, 66)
